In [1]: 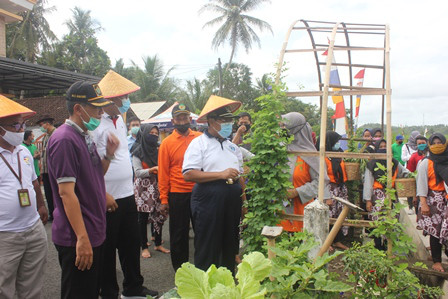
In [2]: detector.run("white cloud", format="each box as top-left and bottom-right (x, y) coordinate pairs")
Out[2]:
(44, 0), (448, 126)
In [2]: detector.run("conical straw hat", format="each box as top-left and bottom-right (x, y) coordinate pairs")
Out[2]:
(98, 70), (140, 99)
(197, 95), (241, 123)
(0, 95), (35, 119)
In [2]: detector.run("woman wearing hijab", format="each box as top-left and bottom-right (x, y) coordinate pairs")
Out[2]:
(281, 112), (331, 232)
(363, 139), (409, 250)
(316, 131), (349, 250)
(358, 128), (372, 151)
(132, 125), (170, 258)
(402, 130), (420, 164)
(417, 133), (448, 272)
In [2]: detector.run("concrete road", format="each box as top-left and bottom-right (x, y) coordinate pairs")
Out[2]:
(42, 218), (194, 298)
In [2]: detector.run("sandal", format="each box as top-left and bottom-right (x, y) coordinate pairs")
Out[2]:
(141, 249), (151, 258)
(155, 246), (171, 254)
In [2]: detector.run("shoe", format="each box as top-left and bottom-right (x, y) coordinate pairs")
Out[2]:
(121, 287), (158, 299)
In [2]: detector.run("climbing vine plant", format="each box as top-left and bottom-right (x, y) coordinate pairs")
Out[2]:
(242, 80), (293, 253)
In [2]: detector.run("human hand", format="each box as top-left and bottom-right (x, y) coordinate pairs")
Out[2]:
(38, 205), (48, 224)
(221, 168), (240, 180)
(237, 125), (247, 135)
(150, 166), (159, 173)
(106, 133), (120, 156)
(412, 196), (419, 206)
(160, 204), (169, 216)
(326, 199), (333, 206)
(421, 203), (430, 216)
(366, 201), (373, 212)
(75, 236), (93, 271)
(287, 188), (298, 199)
(106, 193), (118, 212)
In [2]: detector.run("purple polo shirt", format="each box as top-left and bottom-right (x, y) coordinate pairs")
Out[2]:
(47, 122), (106, 247)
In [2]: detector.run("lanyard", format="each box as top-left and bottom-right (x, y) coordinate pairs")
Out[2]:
(0, 152), (23, 188)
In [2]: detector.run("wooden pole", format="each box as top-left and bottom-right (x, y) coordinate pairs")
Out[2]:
(275, 20), (300, 85)
(317, 205), (350, 257)
(317, 23), (340, 203)
(385, 24), (393, 257)
(217, 58), (223, 96)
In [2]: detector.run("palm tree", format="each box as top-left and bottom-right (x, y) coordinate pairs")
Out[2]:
(182, 78), (210, 113)
(199, 0), (272, 69)
(131, 55), (181, 103)
(7, 0), (57, 62)
(64, 6), (102, 39)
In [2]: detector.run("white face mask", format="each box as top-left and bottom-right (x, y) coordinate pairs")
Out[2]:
(0, 126), (25, 146)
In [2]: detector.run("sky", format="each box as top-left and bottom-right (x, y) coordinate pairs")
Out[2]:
(44, 0), (448, 127)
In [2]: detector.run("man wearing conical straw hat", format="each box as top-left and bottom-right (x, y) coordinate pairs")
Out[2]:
(96, 70), (158, 298)
(0, 95), (48, 298)
(182, 95), (244, 274)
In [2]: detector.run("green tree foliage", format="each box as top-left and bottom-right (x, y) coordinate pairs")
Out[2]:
(6, 0), (57, 62)
(130, 55), (181, 103)
(242, 81), (292, 253)
(181, 78), (210, 113)
(358, 123), (448, 138)
(199, 0), (273, 68)
(38, 7), (110, 76)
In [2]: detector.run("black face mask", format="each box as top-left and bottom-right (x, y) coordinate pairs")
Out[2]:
(174, 123), (190, 133)
(377, 148), (387, 153)
(242, 124), (251, 131)
(145, 134), (159, 147)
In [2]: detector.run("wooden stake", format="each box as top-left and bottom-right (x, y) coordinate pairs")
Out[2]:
(385, 24), (393, 257)
(317, 205), (350, 257)
(317, 23), (340, 203)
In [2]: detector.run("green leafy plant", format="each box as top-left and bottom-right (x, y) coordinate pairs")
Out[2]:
(343, 243), (443, 299)
(174, 252), (271, 299)
(265, 232), (352, 298)
(242, 80), (293, 253)
(342, 163), (443, 298)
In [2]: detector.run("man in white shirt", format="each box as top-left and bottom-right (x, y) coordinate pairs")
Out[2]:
(0, 95), (48, 298)
(183, 96), (244, 274)
(96, 70), (157, 299)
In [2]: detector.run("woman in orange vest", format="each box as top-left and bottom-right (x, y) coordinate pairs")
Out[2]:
(317, 131), (349, 250)
(417, 133), (448, 272)
(363, 139), (409, 250)
(132, 125), (170, 258)
(281, 112), (330, 232)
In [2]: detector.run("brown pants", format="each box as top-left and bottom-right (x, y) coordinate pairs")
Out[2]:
(0, 220), (48, 299)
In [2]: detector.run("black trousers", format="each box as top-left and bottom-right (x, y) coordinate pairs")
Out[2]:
(138, 212), (162, 249)
(41, 173), (54, 219)
(430, 235), (443, 263)
(191, 181), (242, 274)
(168, 192), (193, 271)
(55, 244), (103, 299)
(100, 195), (144, 298)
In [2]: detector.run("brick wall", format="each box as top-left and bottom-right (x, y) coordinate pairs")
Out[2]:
(14, 96), (69, 126)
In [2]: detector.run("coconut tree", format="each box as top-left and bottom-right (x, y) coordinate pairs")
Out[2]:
(7, 0), (57, 62)
(131, 55), (181, 103)
(199, 0), (272, 69)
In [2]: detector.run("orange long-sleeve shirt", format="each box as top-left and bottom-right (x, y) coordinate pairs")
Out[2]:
(158, 129), (202, 204)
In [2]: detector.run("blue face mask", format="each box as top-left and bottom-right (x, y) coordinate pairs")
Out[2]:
(118, 98), (131, 114)
(417, 143), (427, 151)
(332, 142), (340, 151)
(218, 122), (233, 138)
(40, 127), (47, 133)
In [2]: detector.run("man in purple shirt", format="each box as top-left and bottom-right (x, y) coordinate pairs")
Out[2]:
(47, 81), (119, 299)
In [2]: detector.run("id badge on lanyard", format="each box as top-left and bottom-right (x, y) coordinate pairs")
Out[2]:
(0, 152), (31, 207)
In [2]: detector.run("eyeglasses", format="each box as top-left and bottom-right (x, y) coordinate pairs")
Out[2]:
(1, 122), (26, 131)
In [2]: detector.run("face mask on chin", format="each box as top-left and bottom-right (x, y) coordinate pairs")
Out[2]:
(80, 106), (101, 131)
(0, 127), (25, 146)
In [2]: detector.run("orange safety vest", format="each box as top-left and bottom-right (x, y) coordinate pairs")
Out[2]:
(281, 156), (313, 232)
(427, 159), (445, 192)
(373, 166), (398, 189)
(325, 157), (348, 184)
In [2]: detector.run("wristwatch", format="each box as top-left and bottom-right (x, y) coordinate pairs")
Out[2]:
(104, 154), (115, 161)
